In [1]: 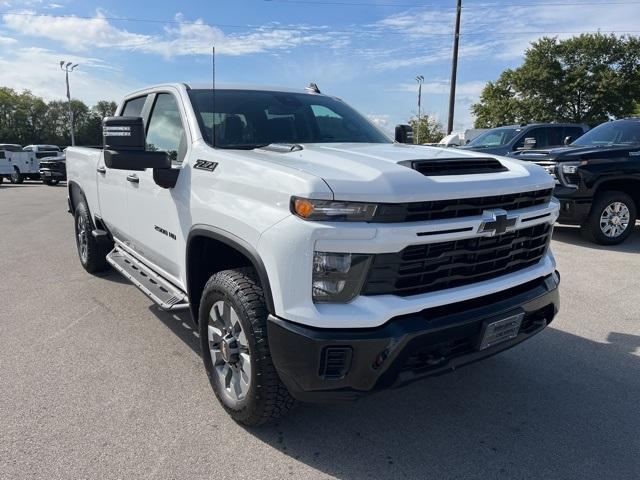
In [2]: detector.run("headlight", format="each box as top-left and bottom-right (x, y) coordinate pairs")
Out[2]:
(292, 197), (378, 222)
(312, 252), (372, 303)
(558, 161), (582, 187)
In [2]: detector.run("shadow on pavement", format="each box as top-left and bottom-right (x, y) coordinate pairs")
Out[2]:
(248, 327), (640, 479)
(147, 301), (640, 479)
(553, 224), (640, 253)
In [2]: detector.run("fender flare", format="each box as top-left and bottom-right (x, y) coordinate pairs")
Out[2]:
(186, 225), (276, 320)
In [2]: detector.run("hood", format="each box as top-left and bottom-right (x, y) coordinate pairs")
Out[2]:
(236, 143), (554, 203)
(513, 144), (640, 163)
(39, 155), (65, 163)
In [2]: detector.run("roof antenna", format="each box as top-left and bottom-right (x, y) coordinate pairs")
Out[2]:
(306, 82), (321, 94)
(212, 45), (216, 149)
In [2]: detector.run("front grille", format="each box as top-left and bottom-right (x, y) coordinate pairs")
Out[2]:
(401, 158), (508, 176)
(371, 189), (552, 223)
(362, 223), (552, 297)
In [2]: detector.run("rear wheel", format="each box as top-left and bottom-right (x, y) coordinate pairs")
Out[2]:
(199, 268), (294, 426)
(581, 191), (637, 245)
(44, 178), (59, 186)
(10, 169), (23, 184)
(74, 201), (110, 273)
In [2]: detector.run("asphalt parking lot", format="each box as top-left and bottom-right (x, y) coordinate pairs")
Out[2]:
(1, 182), (639, 480)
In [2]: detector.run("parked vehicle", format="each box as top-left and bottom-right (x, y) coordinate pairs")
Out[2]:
(0, 144), (23, 184)
(39, 151), (66, 186)
(66, 83), (561, 425)
(514, 118), (640, 245)
(0, 144), (61, 183)
(459, 123), (588, 156)
(438, 129), (488, 147)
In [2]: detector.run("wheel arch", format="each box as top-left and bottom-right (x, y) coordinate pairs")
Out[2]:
(593, 177), (640, 211)
(67, 180), (84, 215)
(186, 226), (275, 324)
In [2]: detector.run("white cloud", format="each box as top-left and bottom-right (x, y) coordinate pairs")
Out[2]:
(393, 80), (486, 97)
(1, 11), (342, 57)
(0, 47), (137, 104)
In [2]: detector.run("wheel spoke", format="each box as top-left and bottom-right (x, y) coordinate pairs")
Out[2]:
(239, 352), (252, 383)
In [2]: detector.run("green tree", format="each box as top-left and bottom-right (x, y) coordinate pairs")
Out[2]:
(409, 114), (445, 144)
(472, 34), (640, 128)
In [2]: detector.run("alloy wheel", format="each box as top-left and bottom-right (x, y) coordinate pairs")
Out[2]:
(207, 300), (252, 404)
(599, 202), (630, 238)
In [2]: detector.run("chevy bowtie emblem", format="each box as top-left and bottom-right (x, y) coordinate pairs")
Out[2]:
(478, 209), (518, 236)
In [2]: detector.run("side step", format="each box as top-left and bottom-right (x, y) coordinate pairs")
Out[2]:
(106, 247), (189, 311)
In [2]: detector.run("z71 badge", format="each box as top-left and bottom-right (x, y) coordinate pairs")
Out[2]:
(194, 159), (218, 172)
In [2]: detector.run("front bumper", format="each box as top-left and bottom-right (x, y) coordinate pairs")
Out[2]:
(268, 273), (560, 402)
(554, 186), (591, 225)
(39, 169), (66, 180)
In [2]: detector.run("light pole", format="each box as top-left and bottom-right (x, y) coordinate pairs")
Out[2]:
(60, 61), (78, 146)
(415, 75), (424, 144)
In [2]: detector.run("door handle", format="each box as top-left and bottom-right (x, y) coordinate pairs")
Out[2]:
(96, 166), (106, 174)
(126, 174), (139, 184)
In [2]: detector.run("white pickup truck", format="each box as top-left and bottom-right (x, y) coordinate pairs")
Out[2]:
(66, 83), (561, 425)
(0, 144), (61, 183)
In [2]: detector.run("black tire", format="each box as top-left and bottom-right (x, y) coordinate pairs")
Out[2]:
(581, 190), (637, 245)
(74, 201), (110, 273)
(10, 169), (23, 184)
(44, 179), (59, 186)
(199, 268), (294, 426)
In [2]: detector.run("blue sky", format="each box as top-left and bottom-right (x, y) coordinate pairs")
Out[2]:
(0, 0), (639, 131)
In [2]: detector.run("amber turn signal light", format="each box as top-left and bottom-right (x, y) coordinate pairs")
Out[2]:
(293, 198), (315, 218)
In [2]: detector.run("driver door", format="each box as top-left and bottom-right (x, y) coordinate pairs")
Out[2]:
(126, 91), (189, 285)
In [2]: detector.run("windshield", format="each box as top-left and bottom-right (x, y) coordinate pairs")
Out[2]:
(572, 121), (640, 146)
(467, 128), (520, 148)
(188, 89), (390, 149)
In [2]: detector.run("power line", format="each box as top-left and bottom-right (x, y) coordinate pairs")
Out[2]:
(1, 11), (639, 37)
(264, 0), (640, 8)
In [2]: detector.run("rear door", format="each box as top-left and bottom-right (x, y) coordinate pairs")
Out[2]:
(126, 91), (189, 284)
(97, 94), (149, 242)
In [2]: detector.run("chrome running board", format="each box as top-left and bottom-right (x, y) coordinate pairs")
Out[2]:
(106, 247), (189, 311)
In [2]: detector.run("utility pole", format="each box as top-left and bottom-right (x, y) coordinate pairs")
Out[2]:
(447, 0), (462, 135)
(415, 75), (424, 144)
(60, 61), (78, 146)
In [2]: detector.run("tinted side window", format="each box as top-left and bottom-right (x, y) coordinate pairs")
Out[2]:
(546, 127), (564, 147)
(122, 96), (147, 117)
(564, 127), (584, 143)
(146, 93), (187, 166)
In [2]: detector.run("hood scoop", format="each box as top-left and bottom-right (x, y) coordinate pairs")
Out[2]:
(399, 157), (508, 176)
(259, 143), (303, 153)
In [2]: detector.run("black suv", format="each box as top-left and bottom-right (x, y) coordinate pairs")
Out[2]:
(515, 118), (640, 245)
(459, 123), (588, 156)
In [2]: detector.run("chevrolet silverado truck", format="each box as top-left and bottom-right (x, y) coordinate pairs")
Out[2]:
(39, 150), (66, 186)
(513, 118), (640, 245)
(66, 83), (561, 426)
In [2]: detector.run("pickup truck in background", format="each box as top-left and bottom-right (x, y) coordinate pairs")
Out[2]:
(0, 144), (61, 183)
(514, 118), (640, 245)
(459, 123), (588, 156)
(66, 83), (561, 425)
(39, 150), (67, 186)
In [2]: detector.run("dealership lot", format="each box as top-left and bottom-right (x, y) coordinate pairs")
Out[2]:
(1, 183), (638, 480)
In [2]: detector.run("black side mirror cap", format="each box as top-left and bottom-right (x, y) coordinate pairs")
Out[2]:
(395, 124), (414, 144)
(103, 116), (146, 151)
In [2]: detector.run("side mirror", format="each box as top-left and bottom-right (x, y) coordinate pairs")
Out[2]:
(395, 124), (414, 144)
(522, 137), (537, 150)
(103, 116), (170, 171)
(564, 136), (573, 146)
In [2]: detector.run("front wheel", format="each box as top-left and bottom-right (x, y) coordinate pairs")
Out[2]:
(581, 191), (637, 245)
(199, 268), (294, 426)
